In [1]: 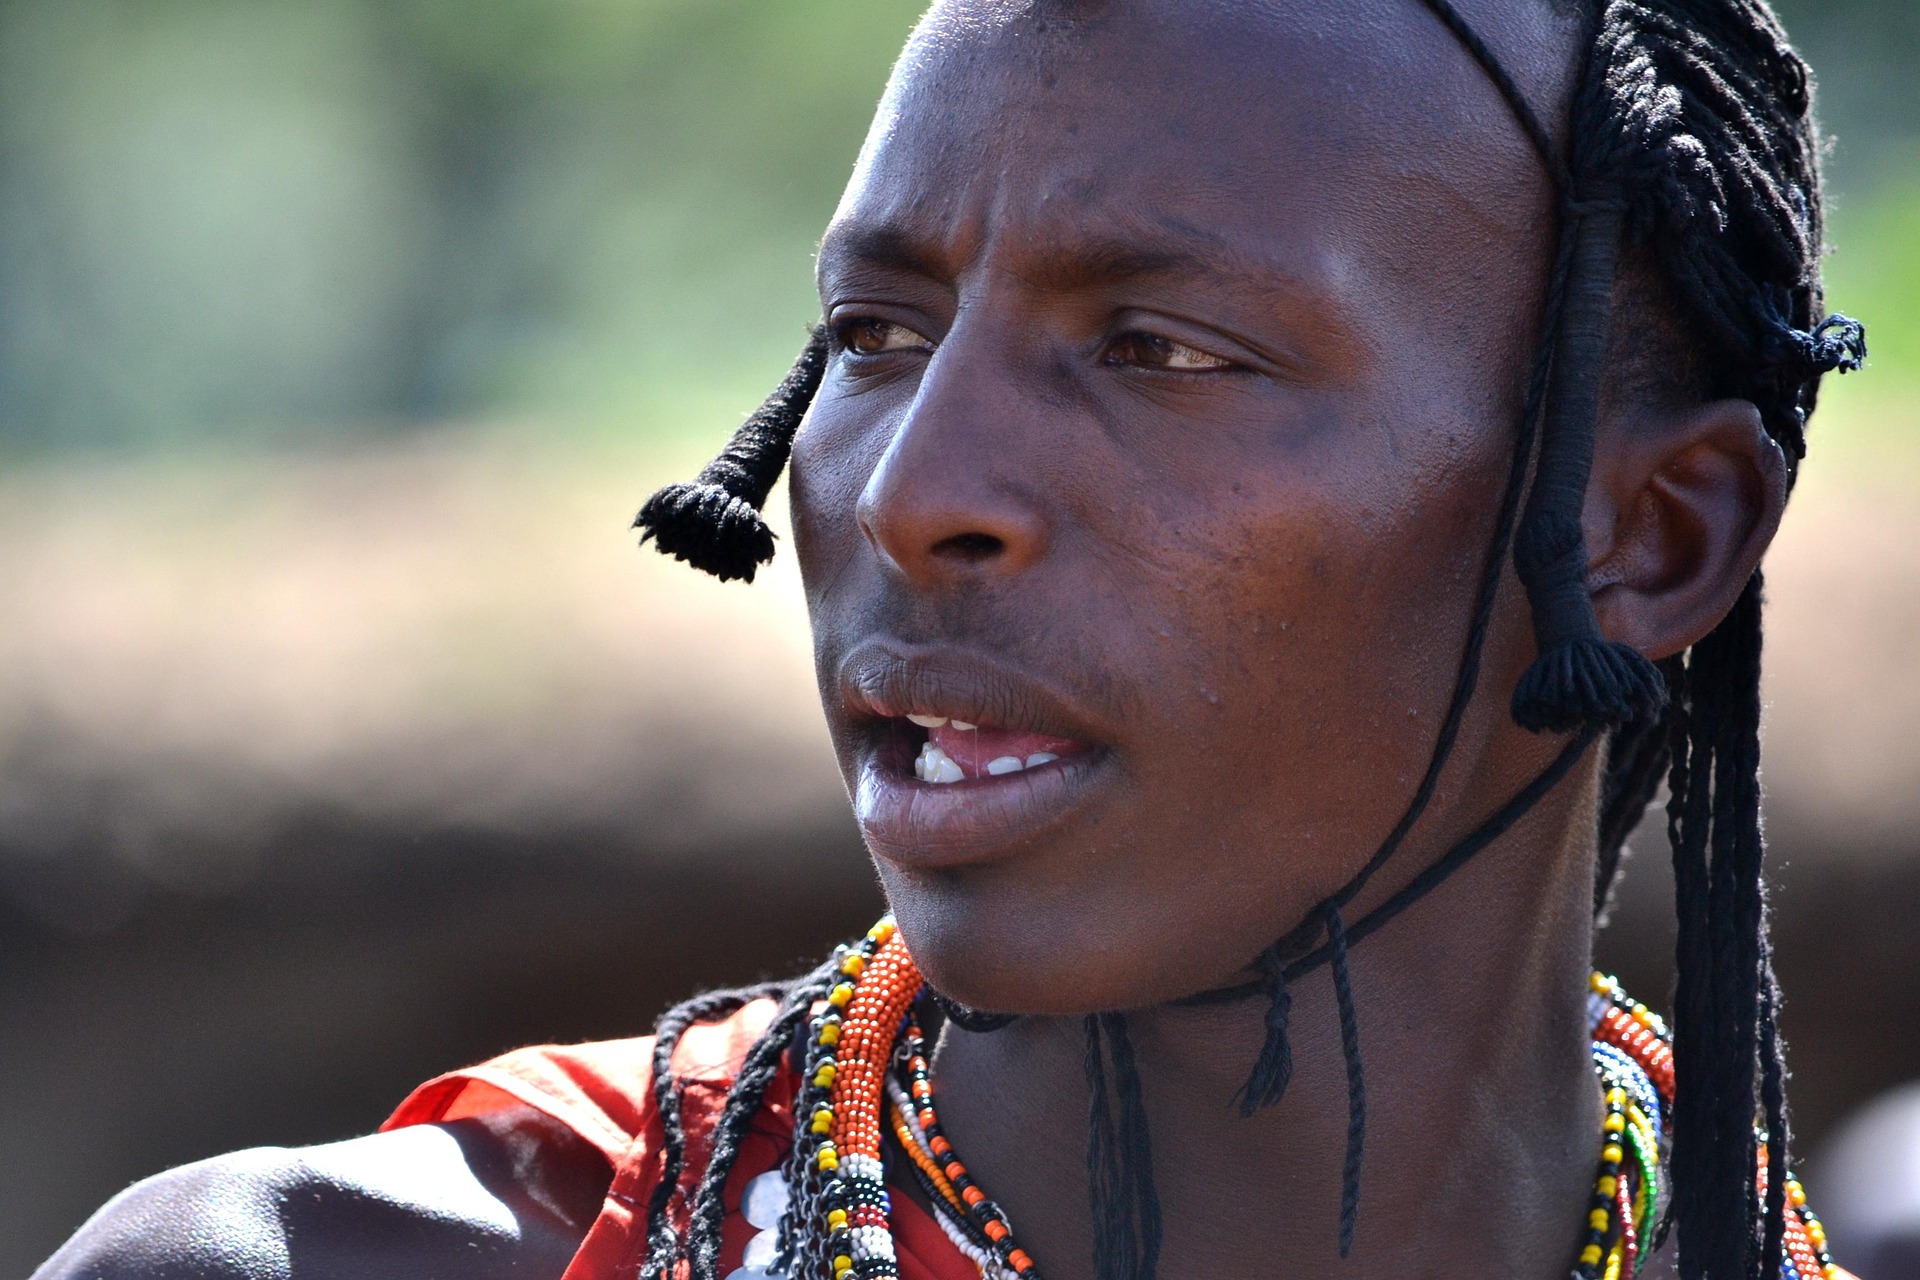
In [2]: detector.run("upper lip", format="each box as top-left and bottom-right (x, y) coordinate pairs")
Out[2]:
(838, 641), (1112, 745)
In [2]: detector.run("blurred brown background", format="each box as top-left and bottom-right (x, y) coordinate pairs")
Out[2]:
(0, 1), (1914, 1273)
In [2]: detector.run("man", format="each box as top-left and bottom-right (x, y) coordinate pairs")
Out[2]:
(35, 0), (1865, 1277)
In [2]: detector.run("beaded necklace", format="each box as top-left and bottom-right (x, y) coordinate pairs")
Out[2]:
(756, 919), (1835, 1280)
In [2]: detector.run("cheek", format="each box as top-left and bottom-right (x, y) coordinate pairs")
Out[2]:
(788, 396), (887, 600)
(1173, 505), (1476, 815)
(1076, 403), (1505, 957)
(789, 384), (926, 713)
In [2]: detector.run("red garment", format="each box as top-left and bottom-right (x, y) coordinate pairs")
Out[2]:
(385, 998), (975, 1280)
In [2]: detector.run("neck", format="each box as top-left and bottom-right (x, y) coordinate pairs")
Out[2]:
(928, 770), (1604, 1280)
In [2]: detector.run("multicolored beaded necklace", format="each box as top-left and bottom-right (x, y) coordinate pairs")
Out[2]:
(755, 918), (1835, 1280)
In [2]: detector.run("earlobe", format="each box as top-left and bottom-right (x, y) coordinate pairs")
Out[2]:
(1585, 399), (1788, 661)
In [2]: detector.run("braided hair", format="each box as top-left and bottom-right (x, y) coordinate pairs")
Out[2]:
(632, 3), (1865, 1278)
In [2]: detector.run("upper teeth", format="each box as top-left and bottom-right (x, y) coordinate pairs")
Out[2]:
(906, 714), (979, 732)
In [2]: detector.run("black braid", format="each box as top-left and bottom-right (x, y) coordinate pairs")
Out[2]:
(1662, 646), (1711, 1253)
(1582, 3), (1860, 1274)
(637, 981), (795, 1280)
(683, 962), (839, 1280)
(1703, 581), (1765, 1274)
(1083, 1014), (1123, 1279)
(1759, 940), (1791, 1280)
(635, 975), (836, 1280)
(1594, 708), (1673, 919)
(1326, 908), (1366, 1260)
(1084, 1012), (1163, 1280)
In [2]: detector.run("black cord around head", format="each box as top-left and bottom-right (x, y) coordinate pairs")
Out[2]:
(1215, 126), (1588, 1127)
(1310, 731), (1602, 966)
(1692, 574), (1769, 1280)
(1321, 184), (1582, 932)
(1409, 0), (1574, 193)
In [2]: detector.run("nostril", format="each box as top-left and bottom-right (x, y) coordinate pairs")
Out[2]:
(931, 532), (1005, 562)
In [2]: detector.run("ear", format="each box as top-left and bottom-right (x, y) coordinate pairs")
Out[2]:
(1584, 399), (1789, 661)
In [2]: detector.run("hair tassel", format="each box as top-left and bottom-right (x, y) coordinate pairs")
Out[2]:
(1511, 619), (1669, 734)
(635, 326), (830, 583)
(1510, 179), (1668, 735)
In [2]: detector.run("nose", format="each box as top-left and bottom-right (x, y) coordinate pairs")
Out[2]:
(855, 331), (1054, 586)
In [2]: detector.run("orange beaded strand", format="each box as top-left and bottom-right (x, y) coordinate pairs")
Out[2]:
(830, 933), (921, 1158)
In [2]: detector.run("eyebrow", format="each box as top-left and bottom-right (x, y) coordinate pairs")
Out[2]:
(818, 214), (1340, 315)
(817, 222), (950, 287)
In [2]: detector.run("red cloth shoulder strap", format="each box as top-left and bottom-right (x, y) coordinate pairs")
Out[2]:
(385, 999), (782, 1163)
(383, 1000), (974, 1280)
(385, 1032), (662, 1165)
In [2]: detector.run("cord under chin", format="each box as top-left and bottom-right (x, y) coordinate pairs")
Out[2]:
(929, 989), (1019, 1034)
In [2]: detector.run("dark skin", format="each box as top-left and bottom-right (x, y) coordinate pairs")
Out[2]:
(33, 1106), (609, 1279)
(36, 2), (1808, 1277)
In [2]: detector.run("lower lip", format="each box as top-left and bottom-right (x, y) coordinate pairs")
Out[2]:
(855, 748), (1114, 869)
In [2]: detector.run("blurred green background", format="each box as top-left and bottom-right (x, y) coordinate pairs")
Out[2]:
(0, 0), (931, 455)
(0, 1), (1915, 1273)
(0, 0), (1910, 462)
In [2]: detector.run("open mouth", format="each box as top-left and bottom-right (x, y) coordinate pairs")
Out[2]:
(895, 713), (1092, 784)
(844, 644), (1121, 867)
(855, 707), (1109, 866)
(838, 645), (1118, 864)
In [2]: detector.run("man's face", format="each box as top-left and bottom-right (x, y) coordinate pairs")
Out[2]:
(789, 0), (1580, 1013)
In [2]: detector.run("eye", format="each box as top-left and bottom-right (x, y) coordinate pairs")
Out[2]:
(1104, 331), (1235, 372)
(837, 317), (935, 357)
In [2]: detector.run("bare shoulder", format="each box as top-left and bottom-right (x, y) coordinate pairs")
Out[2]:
(32, 1105), (611, 1280)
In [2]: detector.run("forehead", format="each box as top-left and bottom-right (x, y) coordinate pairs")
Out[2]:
(827, 0), (1575, 346)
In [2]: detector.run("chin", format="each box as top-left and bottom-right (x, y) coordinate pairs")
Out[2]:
(877, 865), (1263, 1016)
